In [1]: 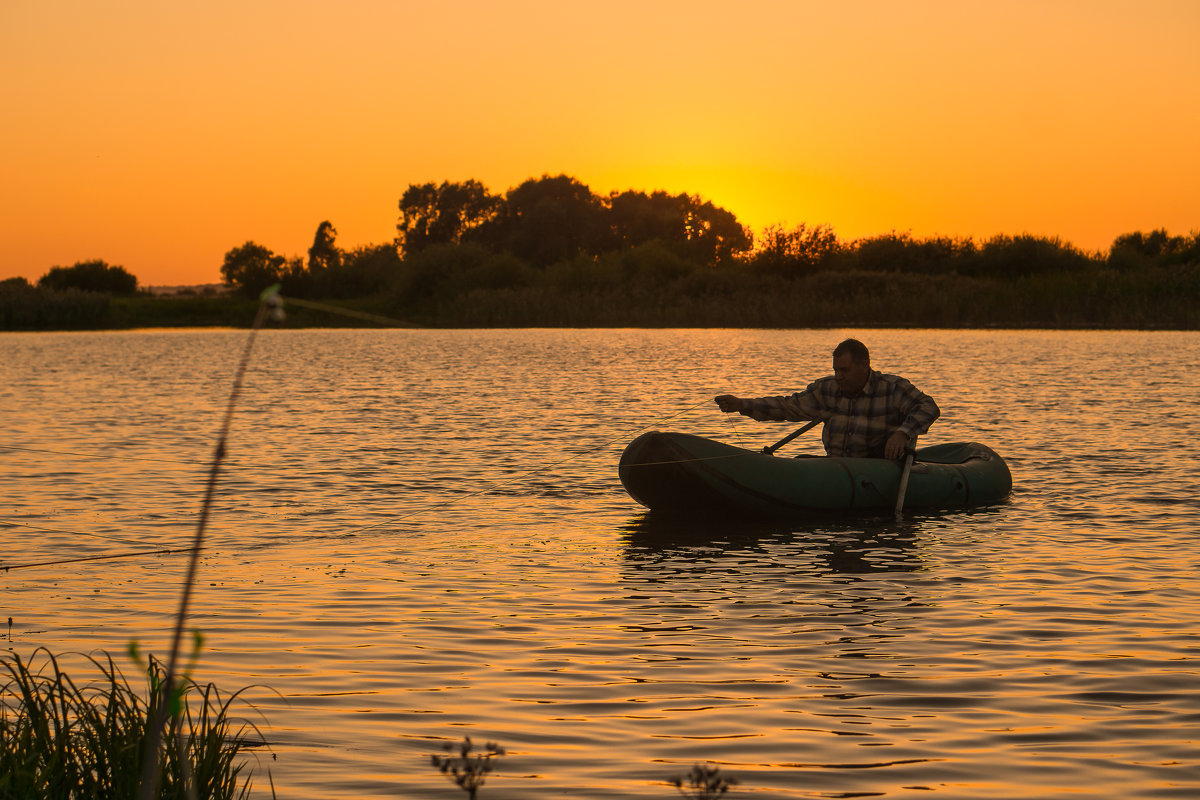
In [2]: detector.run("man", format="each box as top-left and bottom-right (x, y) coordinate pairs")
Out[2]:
(715, 338), (940, 459)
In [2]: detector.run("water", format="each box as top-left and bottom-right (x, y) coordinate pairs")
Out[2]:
(2, 328), (1199, 799)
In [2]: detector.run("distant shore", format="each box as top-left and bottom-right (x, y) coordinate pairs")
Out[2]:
(3, 267), (1196, 331)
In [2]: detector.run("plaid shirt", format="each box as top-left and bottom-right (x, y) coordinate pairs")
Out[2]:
(741, 370), (940, 458)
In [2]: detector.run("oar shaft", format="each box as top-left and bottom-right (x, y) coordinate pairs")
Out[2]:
(762, 418), (821, 455)
(894, 452), (915, 517)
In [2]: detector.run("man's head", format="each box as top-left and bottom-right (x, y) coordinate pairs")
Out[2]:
(832, 338), (871, 395)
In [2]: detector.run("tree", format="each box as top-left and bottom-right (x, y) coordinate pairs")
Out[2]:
(308, 220), (341, 274)
(1109, 229), (1200, 268)
(481, 174), (610, 266)
(38, 259), (138, 294)
(220, 241), (287, 297)
(607, 190), (690, 250)
(751, 223), (840, 276)
(679, 196), (752, 265)
(1, 276), (33, 292)
(605, 190), (751, 266)
(396, 180), (499, 256)
(848, 232), (975, 275)
(967, 234), (1094, 278)
(336, 243), (402, 297)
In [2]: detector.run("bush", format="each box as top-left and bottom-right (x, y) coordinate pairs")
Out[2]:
(333, 243), (403, 297)
(966, 234), (1096, 278)
(840, 232), (976, 275)
(391, 242), (535, 307)
(747, 223), (840, 278)
(37, 260), (138, 295)
(1108, 229), (1200, 270)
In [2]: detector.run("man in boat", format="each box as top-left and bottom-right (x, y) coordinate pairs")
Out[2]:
(714, 338), (940, 460)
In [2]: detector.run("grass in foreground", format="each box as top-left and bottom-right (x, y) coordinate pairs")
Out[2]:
(0, 647), (266, 800)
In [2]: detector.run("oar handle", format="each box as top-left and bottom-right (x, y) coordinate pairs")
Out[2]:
(894, 439), (918, 517)
(761, 418), (821, 455)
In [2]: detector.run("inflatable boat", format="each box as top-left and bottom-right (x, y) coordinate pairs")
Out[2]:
(618, 431), (1012, 517)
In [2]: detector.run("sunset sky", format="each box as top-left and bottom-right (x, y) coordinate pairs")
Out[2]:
(4, 0), (1198, 287)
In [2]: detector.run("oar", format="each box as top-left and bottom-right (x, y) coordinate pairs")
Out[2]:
(894, 442), (916, 518)
(761, 418), (821, 455)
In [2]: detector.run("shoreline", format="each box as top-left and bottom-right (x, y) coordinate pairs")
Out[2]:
(3, 271), (1198, 332)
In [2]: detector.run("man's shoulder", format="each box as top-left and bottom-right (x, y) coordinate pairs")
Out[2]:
(805, 375), (839, 392)
(872, 371), (922, 392)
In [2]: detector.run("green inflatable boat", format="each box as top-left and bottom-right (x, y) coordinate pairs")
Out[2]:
(618, 431), (1012, 517)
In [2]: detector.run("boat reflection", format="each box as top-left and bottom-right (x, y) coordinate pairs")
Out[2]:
(619, 511), (929, 575)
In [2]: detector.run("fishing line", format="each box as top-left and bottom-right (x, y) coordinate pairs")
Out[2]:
(615, 452), (750, 469)
(281, 296), (419, 327)
(0, 520), (169, 549)
(2, 547), (200, 573)
(719, 403), (753, 449)
(0, 443), (205, 466)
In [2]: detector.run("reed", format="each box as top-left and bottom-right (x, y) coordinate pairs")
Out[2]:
(0, 283), (109, 330)
(0, 647), (264, 800)
(107, 295), (262, 328)
(367, 261), (1198, 330)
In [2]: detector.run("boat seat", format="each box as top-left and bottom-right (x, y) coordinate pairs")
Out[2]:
(916, 442), (995, 465)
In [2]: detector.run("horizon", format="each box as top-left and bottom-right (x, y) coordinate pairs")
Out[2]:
(4, 0), (1198, 286)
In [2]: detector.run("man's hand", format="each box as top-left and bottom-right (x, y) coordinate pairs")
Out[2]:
(715, 395), (744, 413)
(885, 431), (911, 460)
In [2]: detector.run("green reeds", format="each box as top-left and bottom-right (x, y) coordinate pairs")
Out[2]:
(0, 283), (109, 330)
(0, 647), (264, 800)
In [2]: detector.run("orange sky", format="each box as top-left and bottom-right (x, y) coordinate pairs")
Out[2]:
(4, 0), (1198, 287)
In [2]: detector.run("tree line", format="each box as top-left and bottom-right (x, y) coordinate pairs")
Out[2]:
(218, 173), (1200, 298)
(218, 174), (754, 300)
(3, 173), (1198, 329)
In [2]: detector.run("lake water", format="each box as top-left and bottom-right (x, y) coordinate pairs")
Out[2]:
(2, 327), (1199, 799)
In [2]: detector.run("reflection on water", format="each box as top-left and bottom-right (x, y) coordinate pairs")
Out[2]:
(2, 328), (1199, 799)
(622, 513), (926, 574)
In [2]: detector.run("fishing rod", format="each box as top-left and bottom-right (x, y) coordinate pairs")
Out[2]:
(137, 286), (282, 800)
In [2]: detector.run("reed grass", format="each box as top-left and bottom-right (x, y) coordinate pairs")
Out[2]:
(107, 295), (262, 329)
(0, 284), (110, 330)
(372, 262), (1199, 330)
(0, 647), (265, 800)
(6, 259), (1198, 331)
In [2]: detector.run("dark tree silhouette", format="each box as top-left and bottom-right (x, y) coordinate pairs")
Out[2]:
(1110, 229), (1200, 265)
(848, 232), (976, 275)
(751, 223), (841, 276)
(397, 180), (499, 255)
(970, 234), (1093, 277)
(38, 260), (138, 294)
(2, 276), (34, 292)
(220, 241), (287, 297)
(336, 243), (402, 296)
(478, 174), (610, 266)
(308, 220), (341, 274)
(680, 197), (752, 265)
(608, 190), (691, 250)
(606, 189), (751, 265)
